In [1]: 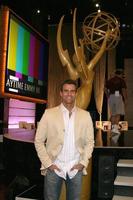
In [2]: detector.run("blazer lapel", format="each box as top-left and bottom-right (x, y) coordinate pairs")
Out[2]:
(74, 107), (80, 139)
(57, 105), (65, 134)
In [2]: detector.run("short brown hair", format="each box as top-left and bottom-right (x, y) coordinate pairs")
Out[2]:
(60, 79), (78, 91)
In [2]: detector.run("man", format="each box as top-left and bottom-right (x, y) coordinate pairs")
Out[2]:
(105, 70), (127, 144)
(34, 79), (94, 200)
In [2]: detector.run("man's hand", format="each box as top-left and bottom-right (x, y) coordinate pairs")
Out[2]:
(70, 163), (84, 171)
(48, 164), (61, 172)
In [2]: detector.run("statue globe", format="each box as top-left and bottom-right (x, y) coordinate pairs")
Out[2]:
(82, 11), (120, 53)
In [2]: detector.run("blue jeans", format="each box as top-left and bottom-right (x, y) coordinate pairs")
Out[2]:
(44, 170), (83, 200)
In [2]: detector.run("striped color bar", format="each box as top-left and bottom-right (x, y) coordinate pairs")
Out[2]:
(7, 16), (46, 82)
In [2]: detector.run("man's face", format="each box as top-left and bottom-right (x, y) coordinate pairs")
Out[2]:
(60, 83), (77, 106)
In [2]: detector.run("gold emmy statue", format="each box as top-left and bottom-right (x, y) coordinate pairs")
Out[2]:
(57, 8), (120, 110)
(57, 8), (120, 200)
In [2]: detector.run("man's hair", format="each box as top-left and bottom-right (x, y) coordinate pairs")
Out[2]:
(115, 70), (123, 75)
(60, 79), (78, 91)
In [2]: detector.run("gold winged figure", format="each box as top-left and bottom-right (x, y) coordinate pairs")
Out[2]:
(57, 8), (110, 110)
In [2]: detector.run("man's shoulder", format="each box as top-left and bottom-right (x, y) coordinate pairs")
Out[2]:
(45, 106), (60, 113)
(109, 76), (117, 81)
(106, 77), (114, 84)
(107, 76), (121, 83)
(76, 107), (90, 115)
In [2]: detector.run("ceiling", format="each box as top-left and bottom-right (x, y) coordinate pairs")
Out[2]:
(1, 0), (133, 57)
(1, 0), (133, 25)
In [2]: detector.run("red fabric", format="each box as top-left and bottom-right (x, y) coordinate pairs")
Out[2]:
(106, 76), (127, 95)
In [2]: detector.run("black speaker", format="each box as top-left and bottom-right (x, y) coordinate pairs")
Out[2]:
(98, 155), (114, 198)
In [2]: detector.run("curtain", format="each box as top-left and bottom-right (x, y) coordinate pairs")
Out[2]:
(94, 53), (106, 146)
(94, 52), (106, 120)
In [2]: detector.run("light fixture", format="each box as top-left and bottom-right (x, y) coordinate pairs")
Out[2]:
(96, 3), (99, 8)
(36, 9), (40, 14)
(48, 15), (51, 20)
(98, 9), (101, 13)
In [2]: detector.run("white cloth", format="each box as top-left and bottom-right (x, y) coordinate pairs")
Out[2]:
(54, 104), (80, 179)
(108, 94), (125, 115)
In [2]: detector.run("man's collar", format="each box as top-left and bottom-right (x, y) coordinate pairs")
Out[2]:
(60, 103), (76, 112)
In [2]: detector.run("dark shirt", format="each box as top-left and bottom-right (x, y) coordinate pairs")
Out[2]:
(106, 76), (127, 95)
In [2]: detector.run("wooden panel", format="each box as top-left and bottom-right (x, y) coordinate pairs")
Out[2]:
(48, 25), (69, 108)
